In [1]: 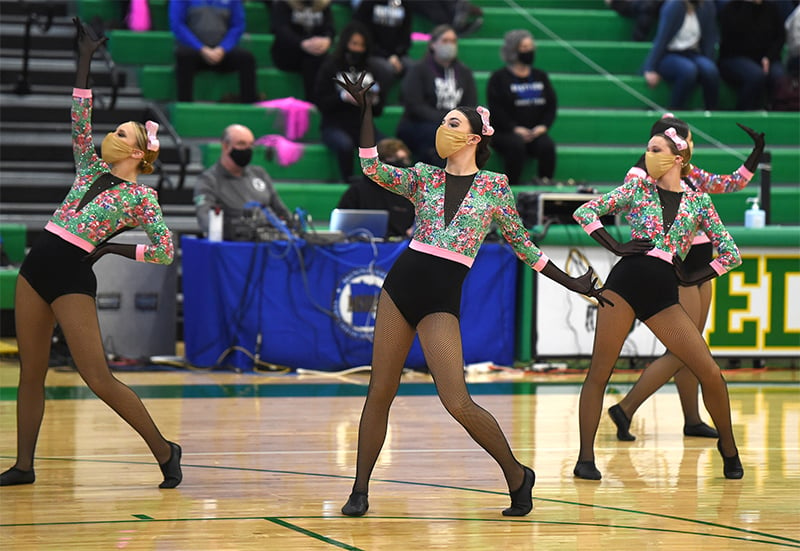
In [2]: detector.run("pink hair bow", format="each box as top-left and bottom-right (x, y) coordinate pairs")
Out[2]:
(476, 106), (494, 136)
(664, 127), (687, 151)
(145, 120), (160, 151)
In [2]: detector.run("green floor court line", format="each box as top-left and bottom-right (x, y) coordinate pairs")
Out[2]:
(1, 458), (795, 546)
(266, 517), (363, 551)
(2, 514), (795, 548)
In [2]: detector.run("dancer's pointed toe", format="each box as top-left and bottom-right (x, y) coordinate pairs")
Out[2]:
(158, 441), (182, 489)
(573, 460), (602, 480)
(342, 492), (369, 516)
(608, 404), (636, 441)
(0, 466), (35, 486)
(502, 466), (535, 516)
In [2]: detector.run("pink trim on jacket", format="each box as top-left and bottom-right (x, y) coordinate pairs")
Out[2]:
(710, 258), (726, 275)
(135, 244), (146, 262)
(44, 221), (94, 253)
(692, 233), (711, 245)
(646, 248), (673, 264)
(73, 88), (92, 99)
(359, 146), (379, 158)
(532, 254), (550, 272)
(628, 166), (647, 179)
(409, 239), (474, 267)
(737, 165), (754, 181)
(584, 220), (604, 234)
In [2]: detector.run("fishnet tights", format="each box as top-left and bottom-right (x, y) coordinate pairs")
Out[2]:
(618, 283), (712, 424)
(351, 291), (524, 494)
(578, 291), (737, 462)
(11, 282), (170, 472)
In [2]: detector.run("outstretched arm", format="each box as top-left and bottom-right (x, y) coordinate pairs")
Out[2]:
(333, 71), (376, 148)
(73, 17), (107, 89)
(539, 261), (613, 307)
(738, 123), (765, 174)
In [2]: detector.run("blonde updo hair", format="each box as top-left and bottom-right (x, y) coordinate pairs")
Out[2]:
(655, 132), (693, 177)
(130, 121), (159, 175)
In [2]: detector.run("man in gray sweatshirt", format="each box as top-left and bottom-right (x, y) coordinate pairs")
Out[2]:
(194, 124), (292, 239)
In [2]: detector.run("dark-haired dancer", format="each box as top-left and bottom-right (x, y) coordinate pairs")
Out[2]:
(573, 127), (744, 481)
(335, 73), (609, 517)
(0, 19), (181, 488)
(606, 116), (764, 442)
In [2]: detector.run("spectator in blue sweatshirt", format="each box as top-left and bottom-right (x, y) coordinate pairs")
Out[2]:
(169, 0), (258, 103)
(642, 0), (720, 110)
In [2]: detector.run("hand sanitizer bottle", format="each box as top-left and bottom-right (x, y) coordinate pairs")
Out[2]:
(744, 197), (765, 229)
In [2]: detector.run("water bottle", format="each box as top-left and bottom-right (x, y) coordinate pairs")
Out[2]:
(208, 205), (224, 241)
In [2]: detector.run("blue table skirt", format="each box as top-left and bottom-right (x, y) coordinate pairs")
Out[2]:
(182, 237), (518, 371)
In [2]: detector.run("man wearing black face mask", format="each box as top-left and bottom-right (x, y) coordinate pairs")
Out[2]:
(487, 29), (558, 186)
(336, 138), (415, 238)
(194, 124), (292, 238)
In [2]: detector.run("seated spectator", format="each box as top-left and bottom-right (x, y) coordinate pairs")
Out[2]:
(642, 0), (720, 110)
(718, 0), (786, 110)
(487, 29), (557, 185)
(269, 0), (336, 103)
(336, 138), (415, 238)
(406, 0), (483, 36)
(353, 0), (414, 87)
(314, 21), (389, 183)
(604, 0), (663, 41)
(396, 24), (477, 166)
(169, 0), (258, 103)
(194, 124), (292, 238)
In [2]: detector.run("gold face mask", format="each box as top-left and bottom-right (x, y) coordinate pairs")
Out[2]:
(101, 132), (136, 164)
(435, 126), (470, 159)
(645, 151), (679, 180)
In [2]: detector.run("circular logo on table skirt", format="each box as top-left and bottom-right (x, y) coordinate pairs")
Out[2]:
(333, 266), (387, 340)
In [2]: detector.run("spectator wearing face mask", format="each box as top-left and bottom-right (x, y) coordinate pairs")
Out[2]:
(313, 21), (389, 183)
(487, 29), (557, 185)
(396, 24), (477, 166)
(336, 137), (415, 238)
(193, 124), (292, 238)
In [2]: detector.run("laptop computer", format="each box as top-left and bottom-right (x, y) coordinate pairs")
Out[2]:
(330, 209), (390, 240)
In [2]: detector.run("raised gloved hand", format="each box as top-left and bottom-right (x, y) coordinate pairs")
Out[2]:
(673, 255), (717, 286)
(737, 123), (765, 173)
(539, 261), (614, 307)
(590, 227), (654, 257)
(73, 17), (108, 89)
(333, 71), (376, 148)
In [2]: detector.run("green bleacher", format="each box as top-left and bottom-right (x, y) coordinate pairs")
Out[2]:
(84, 0), (799, 222)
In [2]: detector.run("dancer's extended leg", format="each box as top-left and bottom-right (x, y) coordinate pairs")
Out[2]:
(349, 291), (416, 496)
(643, 305), (739, 474)
(50, 294), (180, 486)
(614, 284), (715, 437)
(0, 276), (54, 485)
(417, 312), (534, 515)
(575, 290), (635, 480)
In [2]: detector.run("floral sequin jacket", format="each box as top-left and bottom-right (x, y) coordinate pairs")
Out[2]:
(45, 90), (173, 264)
(361, 153), (548, 270)
(573, 176), (742, 276)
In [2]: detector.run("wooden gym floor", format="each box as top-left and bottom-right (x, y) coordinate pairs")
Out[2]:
(0, 359), (798, 550)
